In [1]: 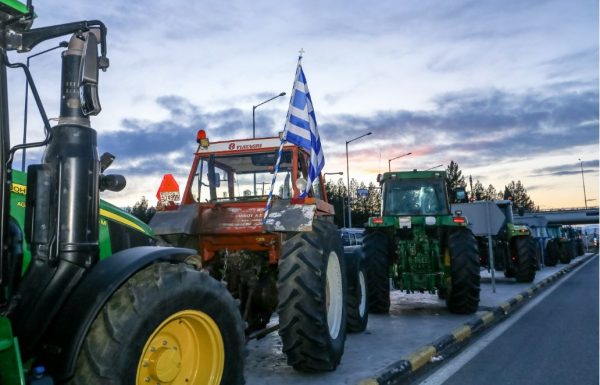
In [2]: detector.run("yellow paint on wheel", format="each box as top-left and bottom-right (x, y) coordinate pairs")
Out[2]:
(136, 310), (224, 385)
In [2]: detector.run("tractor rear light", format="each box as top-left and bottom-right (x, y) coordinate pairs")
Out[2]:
(197, 129), (209, 148)
(373, 217), (384, 224)
(452, 216), (466, 224)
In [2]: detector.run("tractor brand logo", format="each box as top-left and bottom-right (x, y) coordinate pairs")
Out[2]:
(228, 143), (263, 151)
(11, 183), (26, 195)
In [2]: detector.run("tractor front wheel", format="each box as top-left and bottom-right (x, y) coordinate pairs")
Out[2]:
(277, 220), (347, 371)
(363, 231), (391, 314)
(514, 236), (537, 283)
(544, 240), (559, 267)
(345, 249), (368, 332)
(69, 262), (245, 385)
(446, 229), (480, 314)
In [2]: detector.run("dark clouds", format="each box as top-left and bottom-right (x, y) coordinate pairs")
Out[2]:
(100, 85), (598, 177)
(98, 95), (278, 173)
(530, 160), (600, 177)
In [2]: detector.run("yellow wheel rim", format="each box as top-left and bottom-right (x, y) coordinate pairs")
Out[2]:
(136, 310), (224, 385)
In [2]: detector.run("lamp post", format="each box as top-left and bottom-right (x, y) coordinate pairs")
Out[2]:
(425, 164), (444, 171)
(346, 132), (372, 228)
(22, 41), (69, 171)
(578, 158), (588, 209)
(252, 92), (286, 139)
(388, 152), (412, 172)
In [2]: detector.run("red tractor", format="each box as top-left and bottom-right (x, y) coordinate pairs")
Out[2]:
(150, 132), (368, 371)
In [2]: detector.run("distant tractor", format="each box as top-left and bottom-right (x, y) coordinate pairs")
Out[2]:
(362, 170), (480, 315)
(475, 201), (537, 282)
(150, 133), (368, 371)
(546, 224), (576, 264)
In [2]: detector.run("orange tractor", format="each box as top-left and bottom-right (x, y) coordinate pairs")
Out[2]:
(150, 132), (368, 371)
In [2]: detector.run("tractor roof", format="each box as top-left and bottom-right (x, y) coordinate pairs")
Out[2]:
(197, 136), (297, 155)
(0, 0), (28, 16)
(379, 170), (446, 183)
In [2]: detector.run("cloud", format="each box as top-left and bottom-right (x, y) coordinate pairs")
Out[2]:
(530, 160), (600, 177)
(101, 84), (598, 182)
(320, 87), (598, 168)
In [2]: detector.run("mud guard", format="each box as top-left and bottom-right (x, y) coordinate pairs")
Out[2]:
(38, 246), (196, 382)
(263, 200), (316, 232)
(149, 203), (199, 235)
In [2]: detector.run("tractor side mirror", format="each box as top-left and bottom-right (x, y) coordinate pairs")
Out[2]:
(453, 187), (468, 203)
(213, 172), (221, 188)
(79, 31), (101, 116)
(99, 152), (115, 173)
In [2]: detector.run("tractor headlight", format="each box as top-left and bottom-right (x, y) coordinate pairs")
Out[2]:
(296, 177), (307, 192)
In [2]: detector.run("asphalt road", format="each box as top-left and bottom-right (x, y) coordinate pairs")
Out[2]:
(418, 255), (599, 385)
(244, 254), (595, 385)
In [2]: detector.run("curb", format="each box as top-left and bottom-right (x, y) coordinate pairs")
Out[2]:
(357, 253), (597, 385)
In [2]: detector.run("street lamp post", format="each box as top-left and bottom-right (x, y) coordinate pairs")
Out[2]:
(578, 158), (588, 209)
(22, 41), (69, 171)
(346, 132), (372, 228)
(252, 92), (286, 139)
(388, 152), (412, 172)
(425, 164), (444, 171)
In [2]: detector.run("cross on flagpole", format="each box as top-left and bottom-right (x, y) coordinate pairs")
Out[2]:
(298, 48), (305, 58)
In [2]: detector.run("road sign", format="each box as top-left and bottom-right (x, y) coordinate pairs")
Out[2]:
(357, 188), (369, 198)
(452, 201), (505, 236)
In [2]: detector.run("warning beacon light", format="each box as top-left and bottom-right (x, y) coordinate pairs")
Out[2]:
(197, 129), (209, 148)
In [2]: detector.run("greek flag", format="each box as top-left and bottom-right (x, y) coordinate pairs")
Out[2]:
(283, 61), (324, 196)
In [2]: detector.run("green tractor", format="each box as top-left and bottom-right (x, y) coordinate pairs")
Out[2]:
(546, 224), (577, 264)
(0, 2), (244, 384)
(475, 200), (537, 282)
(363, 170), (480, 314)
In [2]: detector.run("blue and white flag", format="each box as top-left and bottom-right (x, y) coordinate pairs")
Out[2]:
(283, 60), (324, 197)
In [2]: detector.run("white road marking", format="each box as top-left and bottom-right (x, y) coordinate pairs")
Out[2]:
(418, 256), (597, 385)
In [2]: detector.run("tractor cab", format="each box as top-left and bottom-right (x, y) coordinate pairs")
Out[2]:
(381, 174), (449, 216)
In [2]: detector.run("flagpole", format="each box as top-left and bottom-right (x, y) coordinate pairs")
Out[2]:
(263, 52), (303, 223)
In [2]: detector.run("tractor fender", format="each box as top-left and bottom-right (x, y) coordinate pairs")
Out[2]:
(39, 246), (197, 381)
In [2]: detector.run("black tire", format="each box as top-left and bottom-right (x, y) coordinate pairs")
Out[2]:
(345, 249), (369, 333)
(446, 229), (480, 314)
(558, 241), (572, 264)
(576, 239), (585, 256)
(69, 262), (245, 385)
(277, 219), (347, 372)
(514, 236), (537, 283)
(362, 231), (391, 314)
(504, 267), (515, 278)
(545, 240), (559, 267)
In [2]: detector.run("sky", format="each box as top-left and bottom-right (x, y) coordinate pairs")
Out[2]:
(6, 0), (599, 209)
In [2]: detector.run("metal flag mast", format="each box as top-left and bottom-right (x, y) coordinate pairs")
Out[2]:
(262, 50), (304, 223)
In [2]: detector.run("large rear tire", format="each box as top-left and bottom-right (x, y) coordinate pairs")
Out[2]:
(514, 236), (537, 283)
(68, 262), (245, 385)
(362, 231), (391, 314)
(446, 229), (480, 314)
(277, 219), (347, 372)
(544, 240), (559, 267)
(345, 249), (368, 332)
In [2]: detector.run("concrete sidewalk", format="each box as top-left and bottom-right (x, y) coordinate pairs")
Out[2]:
(243, 254), (596, 385)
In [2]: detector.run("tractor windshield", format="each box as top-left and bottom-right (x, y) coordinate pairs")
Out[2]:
(382, 179), (448, 216)
(190, 150), (295, 202)
(547, 226), (561, 238)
